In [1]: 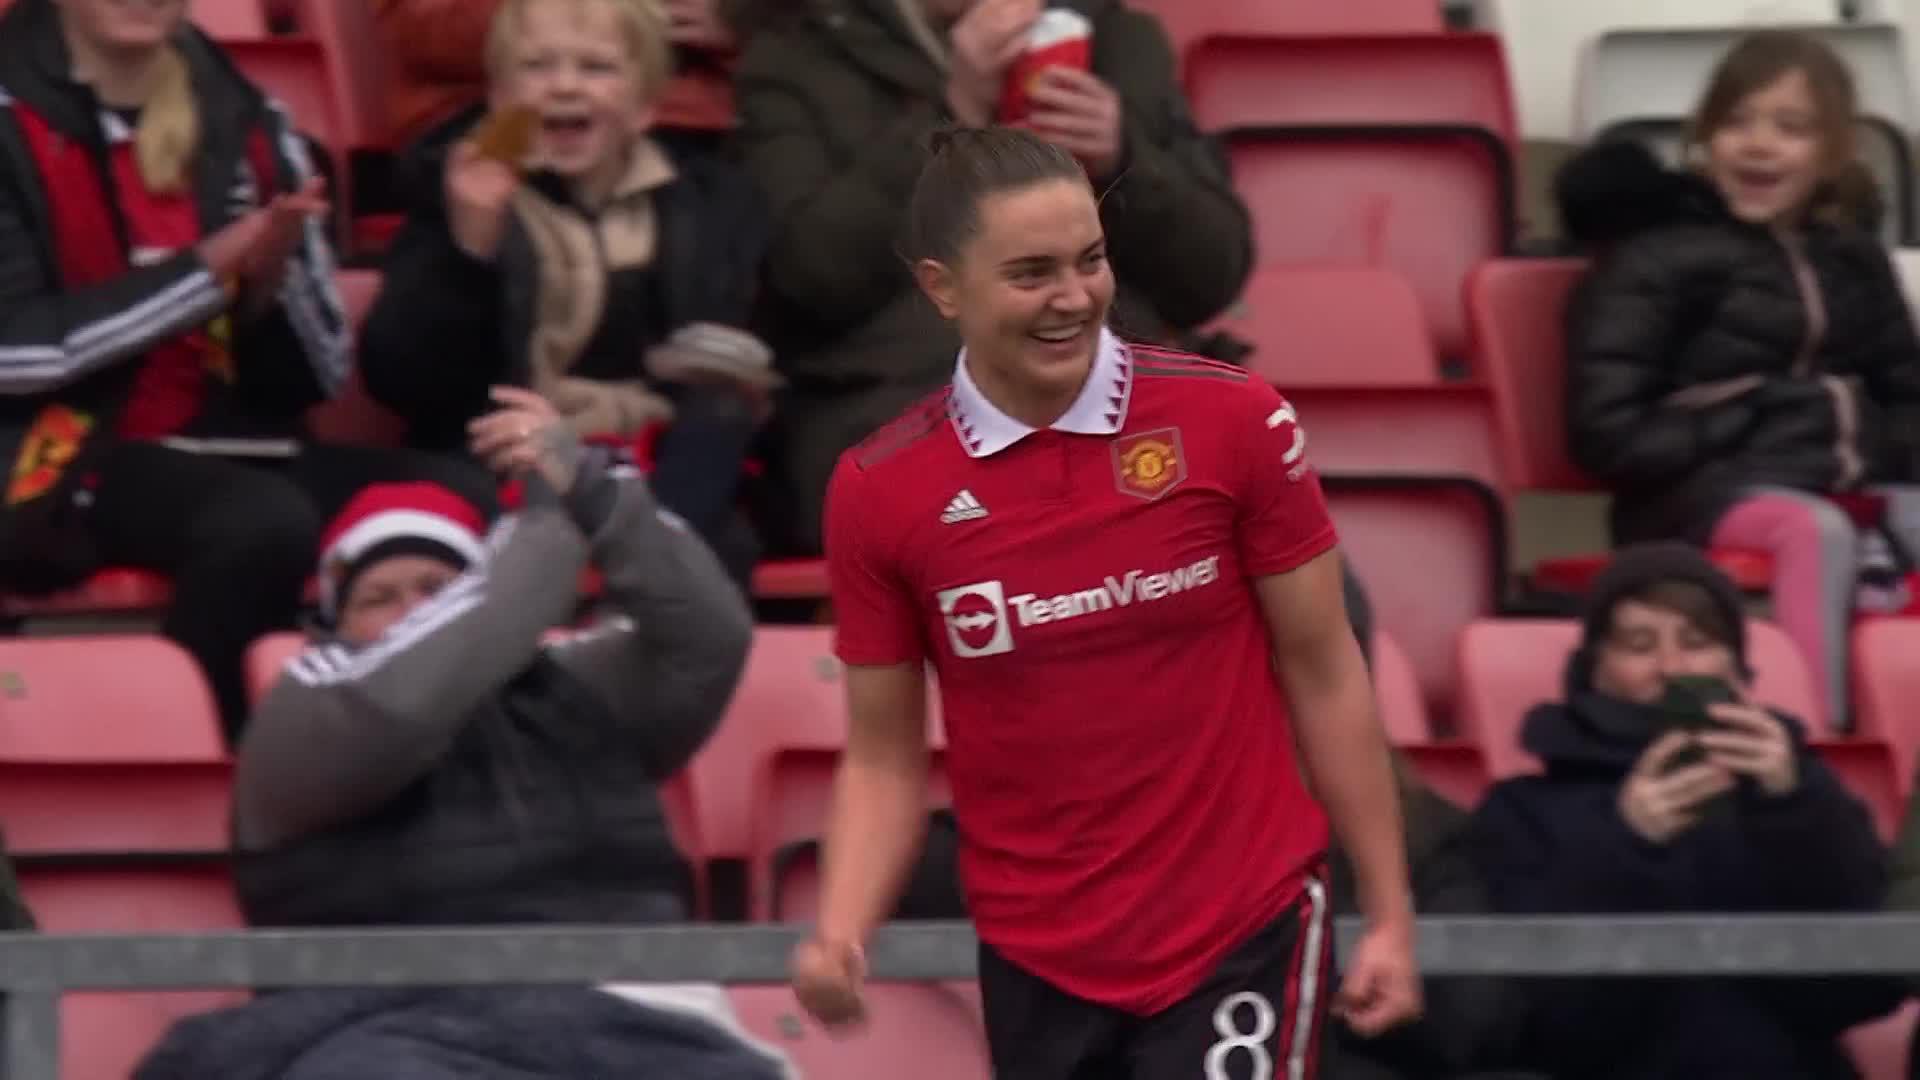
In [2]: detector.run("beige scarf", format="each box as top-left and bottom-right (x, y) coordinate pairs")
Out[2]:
(511, 137), (679, 438)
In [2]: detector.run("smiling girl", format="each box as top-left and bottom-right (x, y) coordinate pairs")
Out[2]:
(1560, 29), (1920, 726)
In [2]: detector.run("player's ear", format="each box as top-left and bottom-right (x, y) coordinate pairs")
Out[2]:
(914, 258), (961, 320)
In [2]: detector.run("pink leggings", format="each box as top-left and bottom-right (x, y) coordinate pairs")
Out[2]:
(1710, 485), (1920, 727)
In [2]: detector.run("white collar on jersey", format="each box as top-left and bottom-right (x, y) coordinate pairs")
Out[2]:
(947, 327), (1134, 458)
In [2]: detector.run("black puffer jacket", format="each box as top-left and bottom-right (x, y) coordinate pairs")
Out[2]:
(1559, 141), (1920, 544)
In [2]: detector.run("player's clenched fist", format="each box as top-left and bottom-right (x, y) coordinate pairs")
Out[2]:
(1334, 918), (1422, 1037)
(791, 937), (868, 1031)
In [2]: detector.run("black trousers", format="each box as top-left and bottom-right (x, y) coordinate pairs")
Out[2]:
(980, 879), (1334, 1080)
(86, 441), (496, 740)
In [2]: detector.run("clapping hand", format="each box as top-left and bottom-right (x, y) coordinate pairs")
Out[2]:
(468, 386), (581, 495)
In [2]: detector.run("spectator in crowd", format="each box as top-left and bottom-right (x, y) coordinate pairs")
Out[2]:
(137, 387), (769, 1076)
(1560, 29), (1920, 725)
(735, 0), (1253, 554)
(1468, 542), (1896, 1080)
(361, 0), (771, 586)
(378, 0), (742, 146)
(0, 0), (490, 739)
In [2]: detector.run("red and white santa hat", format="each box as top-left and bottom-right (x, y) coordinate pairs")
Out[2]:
(317, 482), (488, 621)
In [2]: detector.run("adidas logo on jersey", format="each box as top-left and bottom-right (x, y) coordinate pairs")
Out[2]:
(940, 490), (989, 524)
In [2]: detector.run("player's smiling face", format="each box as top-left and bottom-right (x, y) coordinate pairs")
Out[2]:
(920, 178), (1114, 406)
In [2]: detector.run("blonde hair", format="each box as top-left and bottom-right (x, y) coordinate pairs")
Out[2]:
(485, 0), (673, 106)
(135, 46), (199, 195)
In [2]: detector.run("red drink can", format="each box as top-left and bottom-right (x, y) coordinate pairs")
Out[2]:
(997, 8), (1093, 125)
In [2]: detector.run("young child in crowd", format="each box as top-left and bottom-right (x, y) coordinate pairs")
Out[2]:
(1560, 30), (1920, 726)
(359, 0), (772, 584)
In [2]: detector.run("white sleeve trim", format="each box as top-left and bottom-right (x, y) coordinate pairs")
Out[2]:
(0, 270), (227, 394)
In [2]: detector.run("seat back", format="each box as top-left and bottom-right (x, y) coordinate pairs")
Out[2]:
(0, 636), (230, 857)
(305, 271), (407, 447)
(1470, 0), (1846, 139)
(1464, 258), (1591, 492)
(1854, 618), (1920, 786)
(289, 0), (395, 149)
(1330, 485), (1503, 714)
(0, 636), (246, 1080)
(1845, 1001), (1919, 1080)
(190, 0), (269, 38)
(225, 38), (342, 151)
(714, 628), (952, 917)
(1188, 33), (1516, 148)
(32, 869), (247, 1080)
(1582, 23), (1913, 136)
(1456, 618), (1823, 777)
(244, 631), (305, 705)
(1372, 630), (1429, 746)
(1287, 384), (1505, 488)
(1132, 0), (1441, 71)
(691, 627), (845, 864)
(1227, 130), (1511, 359)
(1219, 265), (1440, 387)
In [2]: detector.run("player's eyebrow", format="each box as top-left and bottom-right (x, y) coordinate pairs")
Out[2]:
(997, 254), (1057, 272)
(998, 241), (1104, 272)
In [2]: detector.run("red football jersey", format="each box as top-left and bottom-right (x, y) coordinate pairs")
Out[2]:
(826, 330), (1335, 1014)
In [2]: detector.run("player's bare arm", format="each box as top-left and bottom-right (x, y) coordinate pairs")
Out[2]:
(1256, 551), (1423, 1035)
(792, 661), (933, 1029)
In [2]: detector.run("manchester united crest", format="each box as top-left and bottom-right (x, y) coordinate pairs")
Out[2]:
(1112, 427), (1186, 501)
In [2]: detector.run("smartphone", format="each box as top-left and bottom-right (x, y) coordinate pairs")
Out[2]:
(1656, 674), (1738, 774)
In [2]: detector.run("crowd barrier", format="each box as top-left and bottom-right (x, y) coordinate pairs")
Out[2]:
(5, 915), (1920, 1078)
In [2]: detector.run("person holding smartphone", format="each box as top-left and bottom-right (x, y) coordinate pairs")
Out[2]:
(1466, 542), (1896, 1080)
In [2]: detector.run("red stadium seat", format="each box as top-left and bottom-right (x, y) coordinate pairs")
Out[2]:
(1330, 486), (1502, 717)
(282, 0), (400, 254)
(1455, 618), (1900, 836)
(1187, 33), (1517, 150)
(1129, 0), (1441, 71)
(1374, 630), (1489, 807)
(305, 270), (409, 446)
(1846, 1002), (1918, 1080)
(728, 984), (991, 1078)
(225, 38), (342, 151)
(0, 636), (231, 855)
(0, 568), (173, 622)
(1290, 384), (1503, 484)
(1216, 264), (1506, 713)
(1465, 259), (1774, 594)
(0, 636), (245, 1080)
(189, 0), (269, 39)
(243, 631), (304, 705)
(750, 559), (831, 601)
(697, 627), (947, 918)
(1227, 130), (1511, 360)
(285, 0), (393, 151)
(30, 866), (246, 1080)
(1853, 618), (1920, 793)
(1216, 265), (1440, 385)
(687, 628), (840, 867)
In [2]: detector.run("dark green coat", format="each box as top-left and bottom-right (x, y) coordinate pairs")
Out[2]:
(735, 0), (1253, 552)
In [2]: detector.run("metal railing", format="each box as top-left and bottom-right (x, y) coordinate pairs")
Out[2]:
(5, 916), (1920, 1079)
